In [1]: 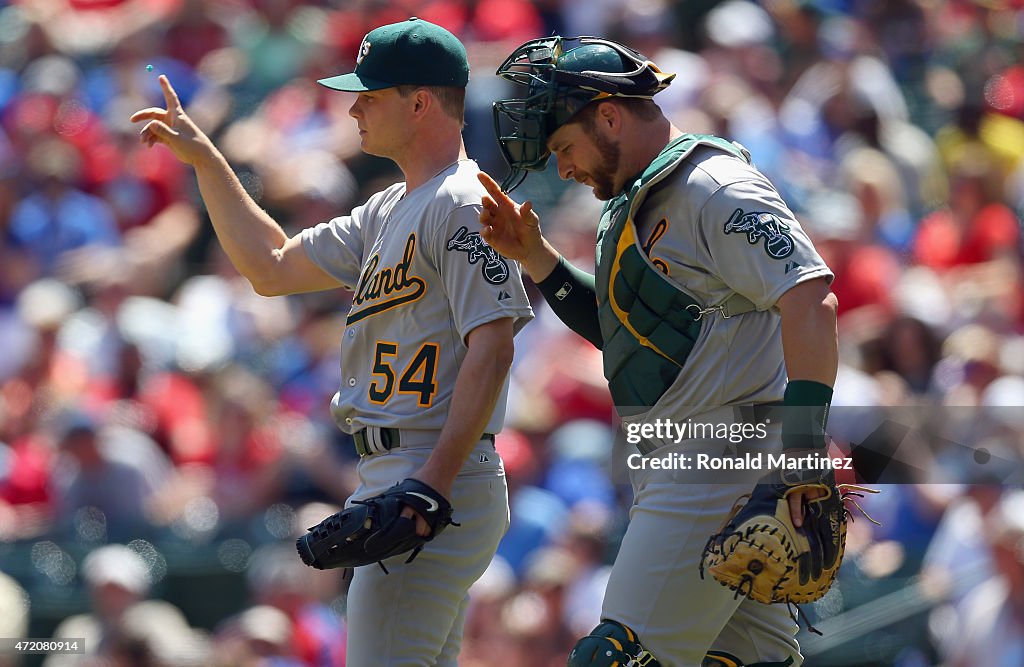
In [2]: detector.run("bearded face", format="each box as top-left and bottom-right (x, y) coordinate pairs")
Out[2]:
(582, 122), (622, 201)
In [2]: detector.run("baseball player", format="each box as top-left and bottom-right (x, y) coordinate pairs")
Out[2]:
(131, 18), (533, 665)
(479, 37), (839, 666)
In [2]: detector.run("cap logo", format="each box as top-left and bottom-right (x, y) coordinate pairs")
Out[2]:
(356, 37), (371, 65)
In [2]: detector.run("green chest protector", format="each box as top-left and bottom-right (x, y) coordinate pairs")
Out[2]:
(594, 134), (755, 412)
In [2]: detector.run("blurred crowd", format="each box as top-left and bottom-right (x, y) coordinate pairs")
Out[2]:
(1, 0), (1023, 665)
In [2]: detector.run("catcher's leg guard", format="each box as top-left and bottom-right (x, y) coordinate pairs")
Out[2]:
(703, 651), (794, 667)
(567, 620), (661, 667)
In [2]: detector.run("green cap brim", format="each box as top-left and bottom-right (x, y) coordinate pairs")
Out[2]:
(317, 72), (393, 92)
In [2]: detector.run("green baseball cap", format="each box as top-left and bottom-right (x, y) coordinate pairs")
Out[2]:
(318, 18), (469, 92)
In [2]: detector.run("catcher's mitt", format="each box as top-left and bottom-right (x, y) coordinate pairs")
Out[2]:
(296, 478), (456, 572)
(699, 461), (876, 607)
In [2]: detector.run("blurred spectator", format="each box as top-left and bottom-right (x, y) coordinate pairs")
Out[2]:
(913, 146), (1021, 271)
(164, 0), (232, 69)
(936, 323), (1006, 405)
(542, 420), (616, 510)
(864, 315), (943, 396)
(940, 491), (1024, 667)
(246, 542), (346, 667)
(203, 366), (287, 519)
(800, 189), (902, 318)
(229, 0), (318, 100)
(497, 547), (576, 666)
(49, 410), (164, 540)
(462, 556), (516, 666)
(838, 147), (916, 252)
(9, 137), (120, 275)
(46, 544), (208, 666)
(468, 0), (543, 43)
(923, 484), (1005, 607)
(558, 503), (615, 638)
(145, 365), (287, 530)
(212, 605), (304, 667)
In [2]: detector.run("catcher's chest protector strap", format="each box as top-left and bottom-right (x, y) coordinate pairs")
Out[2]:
(594, 134), (754, 409)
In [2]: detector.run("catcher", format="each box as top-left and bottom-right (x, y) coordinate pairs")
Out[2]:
(479, 35), (862, 666)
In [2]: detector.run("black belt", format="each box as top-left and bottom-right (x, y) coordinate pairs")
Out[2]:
(353, 427), (496, 457)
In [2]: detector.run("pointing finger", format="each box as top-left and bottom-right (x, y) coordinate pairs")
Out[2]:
(159, 75), (182, 112)
(477, 171), (514, 209)
(477, 170), (500, 192)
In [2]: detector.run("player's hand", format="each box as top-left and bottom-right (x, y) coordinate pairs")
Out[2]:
(130, 75), (215, 167)
(401, 468), (454, 538)
(477, 171), (545, 263)
(787, 485), (827, 529)
(400, 506), (432, 537)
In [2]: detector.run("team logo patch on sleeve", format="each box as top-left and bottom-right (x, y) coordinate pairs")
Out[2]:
(723, 208), (795, 259)
(446, 226), (510, 285)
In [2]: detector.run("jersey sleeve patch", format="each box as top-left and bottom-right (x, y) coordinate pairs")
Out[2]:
(445, 225), (511, 285)
(723, 208), (795, 260)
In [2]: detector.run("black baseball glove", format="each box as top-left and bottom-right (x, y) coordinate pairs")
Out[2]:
(296, 478), (456, 572)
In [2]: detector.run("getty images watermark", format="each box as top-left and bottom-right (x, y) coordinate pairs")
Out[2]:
(623, 417), (852, 471)
(615, 405), (1024, 485)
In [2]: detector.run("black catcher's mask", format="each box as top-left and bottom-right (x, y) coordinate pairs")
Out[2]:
(492, 36), (674, 192)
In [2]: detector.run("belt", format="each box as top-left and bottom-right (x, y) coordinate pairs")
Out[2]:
(353, 426), (496, 457)
(634, 402), (783, 455)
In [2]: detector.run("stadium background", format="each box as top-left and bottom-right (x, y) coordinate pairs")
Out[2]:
(1, 0), (1024, 665)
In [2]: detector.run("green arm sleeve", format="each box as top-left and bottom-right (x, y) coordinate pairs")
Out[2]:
(534, 256), (604, 349)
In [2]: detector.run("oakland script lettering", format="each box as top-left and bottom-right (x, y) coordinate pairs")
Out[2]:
(347, 233), (426, 324)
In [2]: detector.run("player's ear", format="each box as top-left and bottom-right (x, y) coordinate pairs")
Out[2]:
(412, 88), (432, 116)
(596, 101), (621, 132)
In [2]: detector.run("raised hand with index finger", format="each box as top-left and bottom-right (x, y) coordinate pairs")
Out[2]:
(477, 171), (559, 280)
(130, 75), (215, 167)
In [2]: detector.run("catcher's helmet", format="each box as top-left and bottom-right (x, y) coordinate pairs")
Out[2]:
(493, 36), (674, 191)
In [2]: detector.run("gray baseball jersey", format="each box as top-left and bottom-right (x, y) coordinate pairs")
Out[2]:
(301, 159), (534, 436)
(630, 145), (833, 417)
(301, 159), (531, 666)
